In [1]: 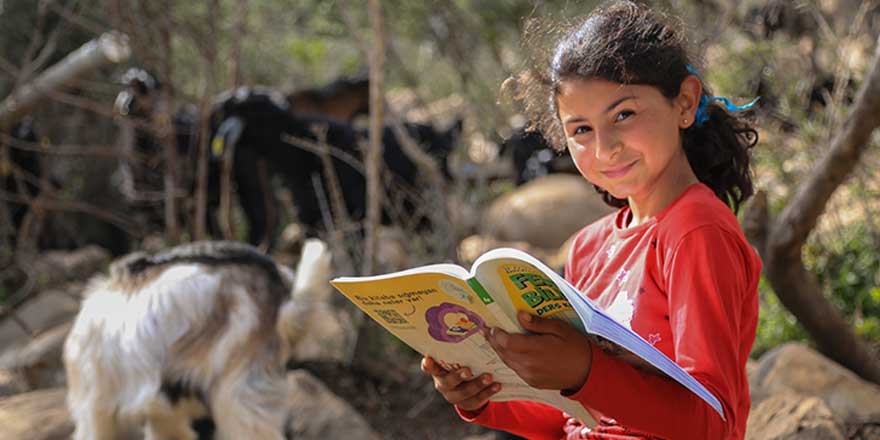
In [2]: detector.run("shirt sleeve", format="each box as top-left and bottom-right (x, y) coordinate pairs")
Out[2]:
(564, 225), (752, 439)
(455, 401), (568, 440)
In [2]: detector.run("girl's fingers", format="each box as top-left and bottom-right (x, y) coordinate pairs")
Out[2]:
(420, 356), (500, 408)
(420, 356), (449, 376)
(434, 367), (474, 392)
(441, 373), (495, 404)
(457, 381), (503, 411)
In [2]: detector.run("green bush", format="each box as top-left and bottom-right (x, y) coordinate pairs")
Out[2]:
(754, 225), (880, 358)
(805, 226), (880, 341)
(753, 276), (809, 358)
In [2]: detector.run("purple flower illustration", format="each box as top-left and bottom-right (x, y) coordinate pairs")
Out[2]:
(425, 302), (486, 343)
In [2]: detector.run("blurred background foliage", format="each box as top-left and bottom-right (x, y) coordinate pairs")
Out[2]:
(1, 0), (878, 359)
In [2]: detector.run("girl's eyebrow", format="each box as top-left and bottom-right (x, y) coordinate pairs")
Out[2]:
(604, 95), (635, 113)
(563, 95), (636, 125)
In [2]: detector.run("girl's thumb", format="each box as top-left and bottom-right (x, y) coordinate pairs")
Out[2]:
(518, 311), (569, 336)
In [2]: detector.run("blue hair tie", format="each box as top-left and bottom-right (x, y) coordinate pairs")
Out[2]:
(686, 65), (759, 127)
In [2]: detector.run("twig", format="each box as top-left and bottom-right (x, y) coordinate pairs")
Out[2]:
(0, 190), (139, 234)
(0, 131), (145, 160)
(280, 134), (365, 174)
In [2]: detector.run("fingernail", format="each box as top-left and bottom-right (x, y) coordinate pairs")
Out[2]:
(521, 312), (533, 322)
(461, 370), (471, 379)
(482, 375), (492, 385)
(492, 384), (501, 392)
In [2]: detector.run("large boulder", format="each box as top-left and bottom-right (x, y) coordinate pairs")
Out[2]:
(457, 233), (575, 274)
(0, 245), (106, 348)
(482, 174), (613, 250)
(750, 342), (880, 425)
(745, 390), (845, 440)
(29, 245), (110, 288)
(286, 369), (381, 440)
(0, 387), (72, 440)
(0, 284), (81, 349)
(0, 321), (72, 391)
(0, 369), (28, 397)
(288, 304), (356, 364)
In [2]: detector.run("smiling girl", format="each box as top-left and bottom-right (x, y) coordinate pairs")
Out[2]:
(421, 2), (762, 439)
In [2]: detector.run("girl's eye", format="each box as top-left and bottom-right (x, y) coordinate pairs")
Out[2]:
(616, 110), (635, 121)
(572, 125), (592, 136)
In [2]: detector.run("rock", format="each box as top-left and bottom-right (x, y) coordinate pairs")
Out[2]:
(849, 422), (880, 440)
(0, 369), (28, 397)
(457, 233), (575, 274)
(746, 358), (758, 381)
(745, 391), (845, 440)
(289, 304), (356, 364)
(750, 342), (880, 425)
(0, 387), (73, 440)
(483, 174), (613, 249)
(286, 370), (381, 440)
(0, 321), (72, 390)
(0, 284), (81, 349)
(30, 245), (110, 288)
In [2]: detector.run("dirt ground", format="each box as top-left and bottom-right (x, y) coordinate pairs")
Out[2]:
(296, 353), (507, 440)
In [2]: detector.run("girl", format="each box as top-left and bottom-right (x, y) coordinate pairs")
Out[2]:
(421, 2), (762, 439)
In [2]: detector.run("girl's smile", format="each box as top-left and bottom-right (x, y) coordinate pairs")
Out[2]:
(601, 159), (638, 178)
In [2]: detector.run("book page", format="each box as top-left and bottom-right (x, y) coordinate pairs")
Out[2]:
(472, 257), (585, 333)
(331, 271), (596, 426)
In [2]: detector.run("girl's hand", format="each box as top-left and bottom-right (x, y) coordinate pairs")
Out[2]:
(486, 311), (593, 392)
(420, 356), (502, 412)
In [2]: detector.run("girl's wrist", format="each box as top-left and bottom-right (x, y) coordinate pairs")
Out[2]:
(562, 339), (594, 394)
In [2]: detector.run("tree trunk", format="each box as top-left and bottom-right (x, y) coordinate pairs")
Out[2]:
(157, 8), (179, 243)
(364, 0), (385, 276)
(744, 35), (880, 385)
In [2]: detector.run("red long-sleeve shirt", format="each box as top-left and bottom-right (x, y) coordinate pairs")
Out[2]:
(458, 183), (761, 440)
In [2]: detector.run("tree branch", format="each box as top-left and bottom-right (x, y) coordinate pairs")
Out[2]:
(772, 35), (880, 256)
(762, 34), (880, 385)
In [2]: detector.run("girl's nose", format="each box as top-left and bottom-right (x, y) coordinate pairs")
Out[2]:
(594, 130), (621, 161)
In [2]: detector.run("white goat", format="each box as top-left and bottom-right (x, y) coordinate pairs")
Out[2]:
(63, 239), (331, 440)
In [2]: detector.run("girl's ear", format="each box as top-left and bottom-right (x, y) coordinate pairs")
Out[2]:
(675, 75), (702, 129)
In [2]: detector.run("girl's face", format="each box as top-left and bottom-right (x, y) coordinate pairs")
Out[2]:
(557, 78), (697, 205)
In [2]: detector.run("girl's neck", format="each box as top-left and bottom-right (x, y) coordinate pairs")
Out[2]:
(626, 154), (699, 227)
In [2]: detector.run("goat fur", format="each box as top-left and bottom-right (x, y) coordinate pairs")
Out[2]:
(63, 239), (331, 440)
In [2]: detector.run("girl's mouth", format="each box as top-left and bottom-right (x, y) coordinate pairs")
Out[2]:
(601, 160), (638, 178)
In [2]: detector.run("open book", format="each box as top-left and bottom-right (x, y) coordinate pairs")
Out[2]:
(331, 248), (725, 426)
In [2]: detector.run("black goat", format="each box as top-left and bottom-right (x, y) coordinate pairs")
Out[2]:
(113, 68), (223, 237)
(500, 127), (577, 185)
(212, 89), (461, 248)
(285, 74), (369, 122)
(114, 69), (372, 242)
(1, 117), (42, 240)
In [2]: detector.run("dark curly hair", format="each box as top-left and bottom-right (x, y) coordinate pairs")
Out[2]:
(505, 1), (757, 213)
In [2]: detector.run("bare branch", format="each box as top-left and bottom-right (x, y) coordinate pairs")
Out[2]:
(280, 134), (365, 175)
(0, 32), (130, 129)
(0, 190), (139, 234)
(771, 36), (880, 256)
(0, 132), (140, 160)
